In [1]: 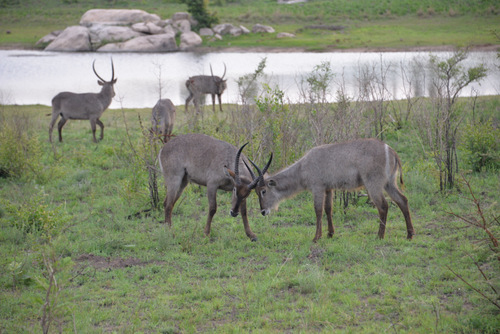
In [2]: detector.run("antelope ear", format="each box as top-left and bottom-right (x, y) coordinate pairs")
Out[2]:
(224, 165), (235, 179)
(113, 78), (118, 84)
(97, 80), (104, 86)
(268, 179), (277, 187)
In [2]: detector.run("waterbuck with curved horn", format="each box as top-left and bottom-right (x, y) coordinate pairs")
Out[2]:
(158, 134), (269, 241)
(185, 64), (227, 114)
(236, 138), (415, 242)
(48, 59), (117, 143)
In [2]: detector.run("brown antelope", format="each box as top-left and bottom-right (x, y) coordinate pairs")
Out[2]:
(158, 134), (269, 241)
(151, 98), (176, 142)
(49, 59), (117, 143)
(236, 138), (415, 242)
(185, 64), (227, 113)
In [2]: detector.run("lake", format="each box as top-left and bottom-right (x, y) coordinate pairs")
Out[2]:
(0, 50), (498, 109)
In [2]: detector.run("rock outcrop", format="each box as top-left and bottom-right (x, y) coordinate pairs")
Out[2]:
(39, 8), (277, 52)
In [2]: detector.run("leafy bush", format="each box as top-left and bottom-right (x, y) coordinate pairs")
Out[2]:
(0, 112), (43, 180)
(461, 120), (500, 172)
(184, 0), (219, 29)
(1, 194), (70, 241)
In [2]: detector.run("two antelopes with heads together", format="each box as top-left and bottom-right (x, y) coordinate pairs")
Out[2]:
(48, 59), (415, 242)
(159, 134), (415, 243)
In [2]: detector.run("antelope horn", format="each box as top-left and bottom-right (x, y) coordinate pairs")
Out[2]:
(210, 64), (215, 80)
(221, 63), (227, 80)
(92, 60), (106, 82)
(234, 142), (249, 185)
(110, 58), (115, 81)
(248, 153), (273, 189)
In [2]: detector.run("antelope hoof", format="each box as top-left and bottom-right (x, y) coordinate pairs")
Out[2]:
(230, 210), (239, 218)
(250, 237), (258, 242)
(327, 232), (334, 238)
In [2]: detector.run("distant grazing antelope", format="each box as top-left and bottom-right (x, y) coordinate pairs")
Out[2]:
(49, 59), (117, 143)
(237, 139), (415, 242)
(185, 64), (227, 113)
(151, 99), (176, 142)
(158, 134), (267, 241)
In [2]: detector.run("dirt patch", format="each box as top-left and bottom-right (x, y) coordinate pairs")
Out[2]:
(75, 253), (156, 270)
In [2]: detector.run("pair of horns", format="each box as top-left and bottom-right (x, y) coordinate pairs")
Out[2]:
(93, 58), (115, 83)
(210, 63), (227, 81)
(233, 142), (273, 189)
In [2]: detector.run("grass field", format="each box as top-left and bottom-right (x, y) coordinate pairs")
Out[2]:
(0, 0), (498, 50)
(0, 91), (499, 332)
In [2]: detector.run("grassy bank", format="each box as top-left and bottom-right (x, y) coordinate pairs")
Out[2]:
(0, 92), (499, 332)
(0, 0), (498, 50)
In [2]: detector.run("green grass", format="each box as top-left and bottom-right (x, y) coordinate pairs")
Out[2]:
(0, 95), (499, 332)
(0, 0), (498, 50)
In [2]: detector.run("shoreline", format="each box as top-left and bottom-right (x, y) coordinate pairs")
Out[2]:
(1, 43), (499, 53)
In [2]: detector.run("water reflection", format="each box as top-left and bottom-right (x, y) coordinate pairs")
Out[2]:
(0, 50), (498, 109)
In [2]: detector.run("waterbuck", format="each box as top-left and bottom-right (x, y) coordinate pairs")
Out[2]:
(185, 64), (227, 113)
(48, 59), (117, 143)
(151, 98), (176, 143)
(237, 138), (415, 242)
(158, 134), (267, 241)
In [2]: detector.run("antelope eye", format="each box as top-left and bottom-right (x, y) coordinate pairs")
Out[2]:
(261, 189), (266, 195)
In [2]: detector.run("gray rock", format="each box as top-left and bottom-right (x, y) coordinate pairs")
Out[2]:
(199, 28), (214, 36)
(172, 19), (191, 33)
(277, 32), (295, 38)
(89, 25), (143, 47)
(252, 24), (275, 33)
(80, 9), (160, 27)
(97, 33), (177, 52)
(131, 21), (164, 35)
(179, 31), (202, 50)
(171, 12), (190, 21)
(45, 26), (92, 51)
(240, 25), (250, 34)
(213, 23), (236, 35)
(36, 30), (62, 46)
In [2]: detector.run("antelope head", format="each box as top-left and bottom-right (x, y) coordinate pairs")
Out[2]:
(210, 63), (227, 95)
(93, 58), (118, 96)
(226, 143), (273, 217)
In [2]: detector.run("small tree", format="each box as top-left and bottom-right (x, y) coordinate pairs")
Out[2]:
(184, 0), (219, 29)
(423, 49), (487, 191)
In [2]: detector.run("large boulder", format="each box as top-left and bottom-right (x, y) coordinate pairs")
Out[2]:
(172, 19), (191, 33)
(80, 9), (161, 27)
(179, 31), (202, 50)
(97, 33), (177, 52)
(131, 21), (164, 35)
(213, 23), (236, 35)
(89, 24), (143, 47)
(36, 30), (62, 47)
(45, 26), (91, 51)
(252, 24), (275, 33)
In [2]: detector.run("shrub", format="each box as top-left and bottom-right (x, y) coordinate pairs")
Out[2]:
(461, 120), (500, 172)
(0, 112), (43, 180)
(0, 193), (70, 242)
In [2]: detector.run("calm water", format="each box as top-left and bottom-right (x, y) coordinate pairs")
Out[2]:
(0, 50), (498, 109)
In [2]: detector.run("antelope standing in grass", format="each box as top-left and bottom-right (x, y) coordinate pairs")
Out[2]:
(185, 64), (227, 114)
(151, 98), (176, 143)
(235, 138), (415, 242)
(49, 59), (117, 143)
(158, 134), (270, 241)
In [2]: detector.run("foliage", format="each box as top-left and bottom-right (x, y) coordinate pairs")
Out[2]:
(183, 0), (219, 29)
(418, 49), (488, 191)
(461, 119), (500, 172)
(236, 57), (267, 105)
(1, 193), (70, 241)
(0, 111), (43, 180)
